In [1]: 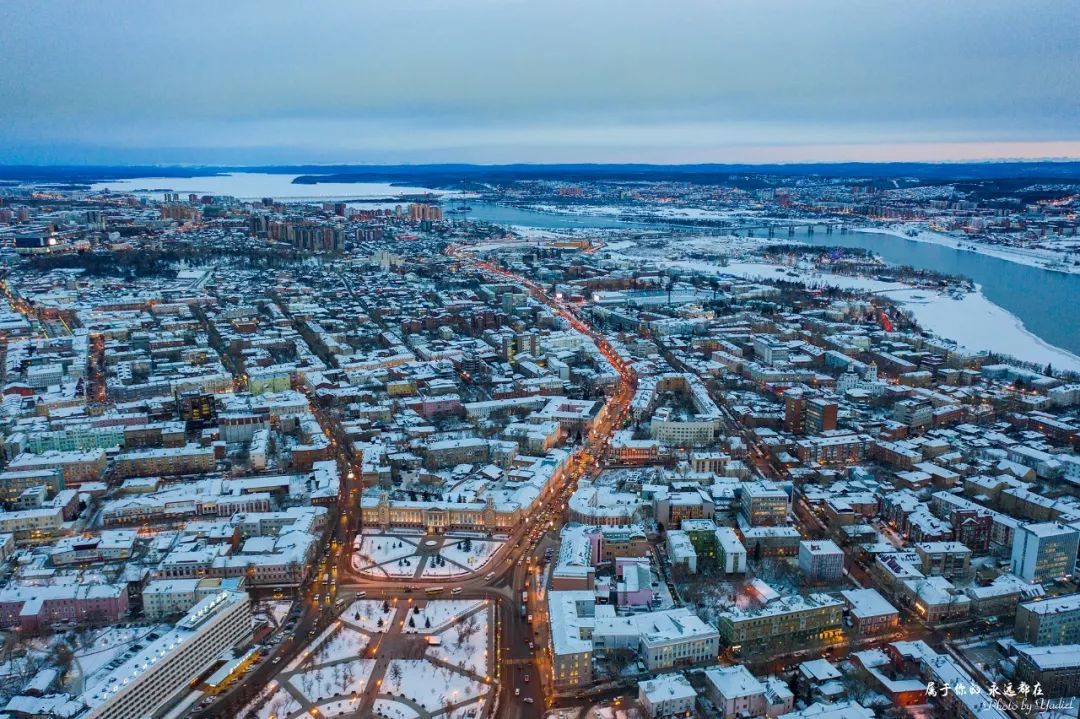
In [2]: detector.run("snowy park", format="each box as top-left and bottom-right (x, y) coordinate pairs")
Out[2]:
(437, 537), (501, 572)
(252, 686), (302, 719)
(288, 658), (375, 704)
(372, 698), (421, 719)
(402, 599), (484, 634)
(342, 598), (396, 633)
(381, 659), (490, 713)
(353, 534), (422, 576)
(426, 609), (490, 677)
(249, 597), (492, 719)
(353, 531), (505, 580)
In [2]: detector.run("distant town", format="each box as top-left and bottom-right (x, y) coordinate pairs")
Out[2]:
(0, 165), (1078, 719)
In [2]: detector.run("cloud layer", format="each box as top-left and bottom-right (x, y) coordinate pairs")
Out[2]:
(2, 0), (1078, 164)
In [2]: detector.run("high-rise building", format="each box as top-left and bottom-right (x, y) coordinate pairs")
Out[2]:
(408, 203), (443, 222)
(784, 390), (806, 434)
(81, 590), (251, 719)
(1011, 522), (1079, 584)
(785, 391), (837, 435)
(804, 398), (838, 434)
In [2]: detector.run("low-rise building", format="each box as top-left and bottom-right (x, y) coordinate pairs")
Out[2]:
(638, 673), (697, 718)
(716, 593), (843, 648)
(740, 482), (788, 527)
(1014, 594), (1080, 645)
(1014, 643), (1080, 698)
(841, 589), (899, 635)
(798, 540), (844, 583)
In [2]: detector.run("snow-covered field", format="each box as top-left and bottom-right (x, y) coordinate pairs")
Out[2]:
(285, 621), (340, 672)
(315, 697), (364, 717)
(381, 659), (490, 711)
(377, 556), (421, 578)
(354, 535), (420, 573)
(420, 557), (469, 578)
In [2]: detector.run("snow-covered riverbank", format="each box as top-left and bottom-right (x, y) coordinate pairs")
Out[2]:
(858, 224), (1080, 276)
(880, 287), (1080, 373)
(607, 248), (1080, 373)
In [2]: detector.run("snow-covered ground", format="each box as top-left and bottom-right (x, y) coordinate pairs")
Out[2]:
(441, 538), (501, 571)
(377, 556), (421, 578)
(717, 260), (906, 293)
(309, 625), (369, 664)
(609, 244), (1080, 373)
(342, 599), (395, 633)
(285, 621), (342, 672)
(315, 697), (364, 717)
(427, 608), (490, 676)
(254, 687), (303, 719)
(404, 600), (485, 634)
(354, 535), (420, 574)
(289, 658), (375, 703)
(862, 224), (1080, 275)
(264, 600), (292, 628)
(372, 698), (420, 719)
(880, 287), (1080, 372)
(420, 556), (470, 578)
(381, 660), (490, 712)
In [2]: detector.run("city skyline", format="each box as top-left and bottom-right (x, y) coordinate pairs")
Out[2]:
(2, 0), (1079, 165)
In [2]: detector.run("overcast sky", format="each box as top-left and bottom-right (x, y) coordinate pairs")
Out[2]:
(2, 0), (1078, 165)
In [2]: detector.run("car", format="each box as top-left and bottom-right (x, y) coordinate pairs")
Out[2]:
(524, 697), (535, 704)
(272, 656), (282, 664)
(356, 591), (366, 598)
(403, 586), (414, 593)
(524, 674), (530, 683)
(484, 572), (496, 581)
(515, 688), (520, 696)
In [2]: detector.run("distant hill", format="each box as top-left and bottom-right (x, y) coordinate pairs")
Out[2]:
(3, 161), (1080, 187)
